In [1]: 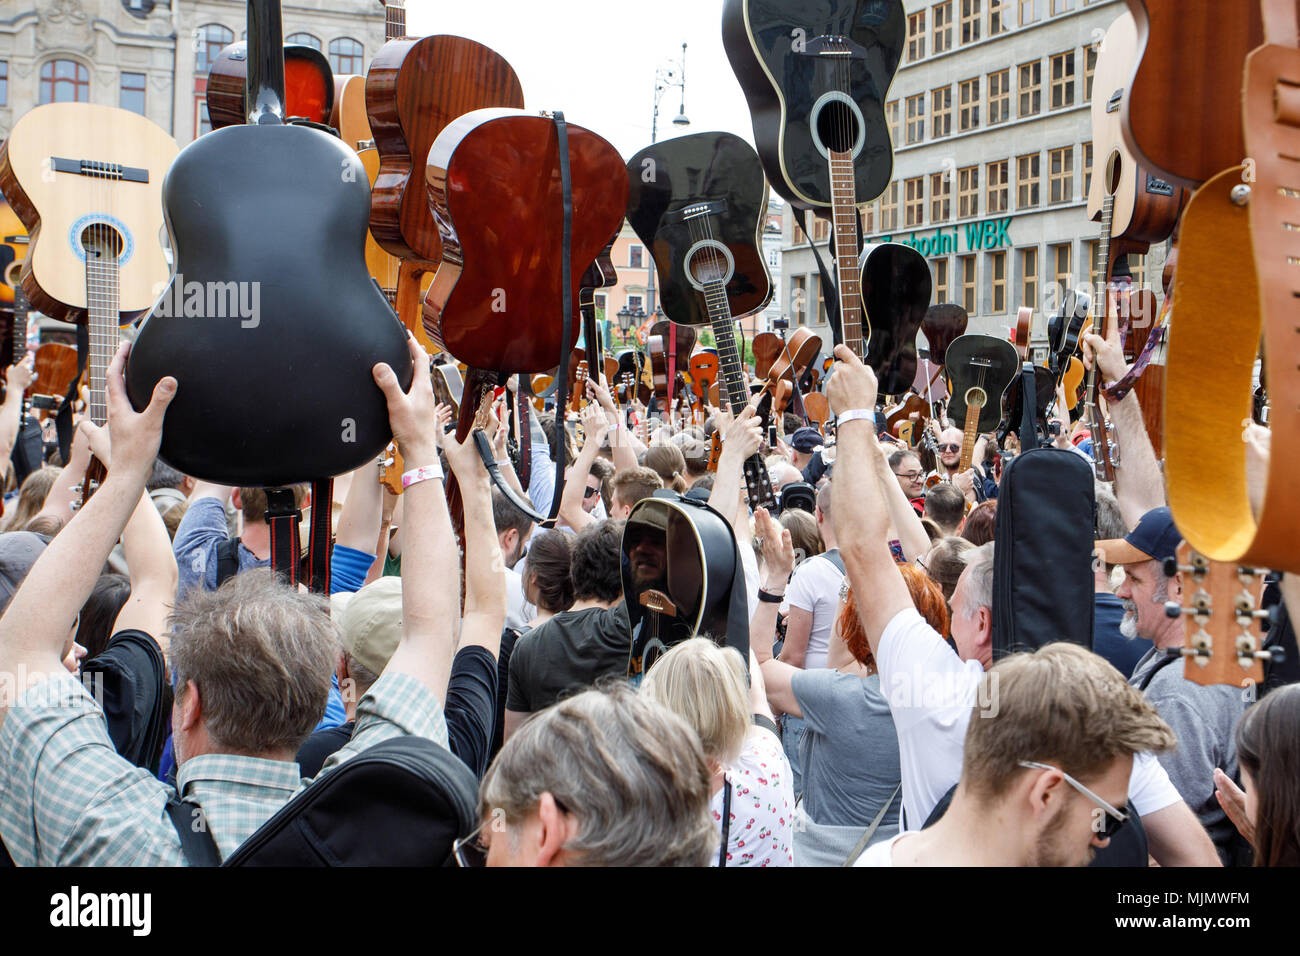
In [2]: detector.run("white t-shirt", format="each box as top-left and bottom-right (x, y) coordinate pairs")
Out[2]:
(779, 552), (845, 671)
(875, 608), (1184, 830)
(504, 567), (536, 631)
(853, 831), (907, 867)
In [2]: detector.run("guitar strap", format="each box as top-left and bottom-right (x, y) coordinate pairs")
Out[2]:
(264, 488), (302, 587)
(1165, 0), (1300, 571)
(668, 322), (678, 415)
(802, 209), (844, 348)
(262, 479), (332, 594)
(1104, 295), (1169, 403)
(54, 320), (88, 464)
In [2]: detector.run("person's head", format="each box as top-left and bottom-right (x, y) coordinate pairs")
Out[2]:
(919, 535), (974, 604)
(168, 569), (339, 764)
(789, 427), (822, 467)
(641, 638), (749, 771)
(670, 430), (710, 479)
(233, 484), (309, 523)
(2, 467), (60, 532)
(522, 530), (574, 615)
(586, 458), (614, 513)
(1236, 684), (1300, 867)
(888, 449), (925, 499)
(23, 514), (65, 538)
(572, 519), (625, 604)
(840, 563), (949, 670)
(492, 489), (535, 569)
(960, 500), (997, 546)
(75, 573), (131, 661)
(0, 531), (48, 617)
(147, 458), (194, 496)
(477, 684), (715, 866)
(938, 427), (964, 470)
(1097, 507), (1183, 648)
(689, 473), (715, 494)
(609, 467), (662, 519)
(643, 444), (688, 494)
(924, 482), (966, 536)
(959, 642), (1175, 866)
(779, 507), (823, 562)
(950, 541), (994, 669)
(770, 462), (803, 493)
(813, 482), (834, 539)
(331, 576), (403, 709)
(1093, 483), (1127, 581)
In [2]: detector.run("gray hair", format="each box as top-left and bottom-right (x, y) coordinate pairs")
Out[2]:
(962, 541), (996, 614)
(480, 684), (716, 866)
(1094, 483), (1127, 542)
(169, 568), (340, 754)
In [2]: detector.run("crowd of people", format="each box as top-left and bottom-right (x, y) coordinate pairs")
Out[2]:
(0, 314), (1295, 869)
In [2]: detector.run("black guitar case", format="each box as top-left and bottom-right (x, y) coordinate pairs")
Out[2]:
(125, 0), (412, 486)
(991, 447), (1096, 658)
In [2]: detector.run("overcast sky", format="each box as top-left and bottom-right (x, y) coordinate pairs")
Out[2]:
(405, 0), (762, 165)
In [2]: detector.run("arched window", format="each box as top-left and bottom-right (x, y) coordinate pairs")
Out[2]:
(286, 32), (322, 51)
(328, 37), (364, 75)
(194, 23), (235, 74)
(39, 60), (89, 104)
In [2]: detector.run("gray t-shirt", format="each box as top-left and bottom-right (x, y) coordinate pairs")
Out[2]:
(1130, 647), (1250, 865)
(791, 669), (902, 828)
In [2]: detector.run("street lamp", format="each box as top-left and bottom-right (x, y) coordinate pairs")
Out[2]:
(646, 43), (689, 322)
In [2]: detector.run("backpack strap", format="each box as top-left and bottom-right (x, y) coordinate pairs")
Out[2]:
(842, 782), (902, 867)
(214, 538), (242, 588)
(1137, 649), (1183, 692)
(164, 794), (221, 867)
(819, 548), (846, 576)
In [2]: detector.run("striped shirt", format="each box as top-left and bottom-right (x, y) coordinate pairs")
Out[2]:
(0, 669), (448, 866)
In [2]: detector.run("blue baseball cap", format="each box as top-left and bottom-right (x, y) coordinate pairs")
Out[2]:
(790, 427), (823, 453)
(1097, 506), (1182, 565)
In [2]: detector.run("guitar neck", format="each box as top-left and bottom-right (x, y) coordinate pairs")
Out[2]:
(959, 401), (981, 472)
(246, 0), (287, 125)
(701, 277), (748, 417)
(828, 149), (864, 356)
(11, 286), (27, 367)
(1087, 192), (1116, 479)
(84, 235), (119, 428)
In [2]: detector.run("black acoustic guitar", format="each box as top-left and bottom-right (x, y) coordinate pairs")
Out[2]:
(860, 242), (930, 397)
(1047, 288), (1090, 393)
(626, 130), (777, 509)
(944, 334), (1019, 473)
(125, 0), (413, 485)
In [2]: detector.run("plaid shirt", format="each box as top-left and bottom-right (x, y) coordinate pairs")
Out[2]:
(0, 669), (447, 865)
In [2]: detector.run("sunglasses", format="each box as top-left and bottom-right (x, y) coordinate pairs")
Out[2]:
(583, 484), (601, 499)
(938, 443), (962, 453)
(453, 817), (490, 867)
(1018, 760), (1128, 839)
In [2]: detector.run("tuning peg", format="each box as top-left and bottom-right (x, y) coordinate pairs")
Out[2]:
(1164, 601), (1192, 619)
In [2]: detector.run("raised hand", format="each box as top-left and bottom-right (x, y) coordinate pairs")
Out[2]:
(108, 341), (176, 481)
(753, 506), (795, 585)
(373, 334), (439, 465)
(5, 361), (34, 395)
(723, 404), (762, 461)
(827, 344), (878, 416)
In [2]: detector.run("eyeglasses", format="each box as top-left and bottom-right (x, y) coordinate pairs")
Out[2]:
(938, 443), (962, 453)
(583, 484), (601, 499)
(893, 470), (924, 481)
(453, 817), (490, 867)
(1018, 760), (1128, 839)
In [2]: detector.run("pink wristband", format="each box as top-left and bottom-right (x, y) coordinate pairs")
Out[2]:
(401, 463), (444, 489)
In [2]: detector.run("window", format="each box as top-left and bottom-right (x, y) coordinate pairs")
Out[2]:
(1052, 243), (1072, 290)
(627, 294), (644, 314)
(194, 24), (234, 74)
(986, 160), (1009, 214)
(0, 60), (7, 107)
(1049, 146), (1073, 204)
(768, 247), (779, 267)
(811, 217), (831, 242)
(960, 0), (982, 44)
(990, 0), (1011, 35)
(933, 2), (953, 55)
(792, 276), (807, 327)
(907, 11), (927, 61)
(1082, 141), (1094, 197)
(931, 86), (952, 139)
(958, 165), (979, 218)
(814, 274), (826, 325)
(886, 99), (900, 145)
(861, 202), (875, 236)
(1050, 51), (1075, 109)
(959, 77), (980, 131)
(906, 94), (926, 145)
(905, 177), (924, 227)
(933, 258), (950, 304)
(1021, 247), (1039, 313)
(196, 98), (211, 137)
(1084, 42), (1099, 102)
(1019, 0), (1044, 25)
(1086, 239), (1100, 292)
(1018, 60), (1041, 117)
(990, 251), (1007, 313)
(959, 255), (977, 313)
(988, 68), (1010, 124)
(286, 32), (322, 51)
(931, 172), (951, 222)
(594, 293), (607, 313)
(329, 37), (364, 75)
(880, 182), (900, 232)
(39, 59), (89, 104)
(628, 245), (644, 269)
(1017, 153), (1040, 208)
(119, 72), (146, 115)
(1051, 0), (1074, 12)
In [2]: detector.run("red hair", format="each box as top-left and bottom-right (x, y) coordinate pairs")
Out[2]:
(839, 564), (951, 670)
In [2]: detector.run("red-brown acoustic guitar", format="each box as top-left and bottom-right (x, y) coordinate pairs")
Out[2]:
(206, 42), (334, 129)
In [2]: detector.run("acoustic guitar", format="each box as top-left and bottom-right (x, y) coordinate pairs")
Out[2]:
(646, 318), (697, 420)
(944, 334), (1019, 473)
(0, 199), (27, 306)
(914, 302), (967, 408)
(690, 350), (720, 407)
(207, 41), (334, 129)
(124, 0), (413, 486)
(859, 242), (931, 396)
(625, 130), (777, 509)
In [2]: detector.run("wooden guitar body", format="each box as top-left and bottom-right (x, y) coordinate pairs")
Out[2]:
(860, 242), (930, 396)
(0, 102), (177, 323)
(722, 0), (905, 208)
(647, 319), (698, 407)
(367, 36), (524, 266)
(330, 73), (373, 151)
(206, 42), (335, 129)
(921, 302), (967, 367)
(0, 199), (26, 306)
(423, 109), (627, 372)
(765, 327), (821, 383)
(752, 330), (782, 380)
(944, 333), (1019, 435)
(690, 351), (720, 406)
(29, 343), (79, 406)
(625, 131), (772, 324)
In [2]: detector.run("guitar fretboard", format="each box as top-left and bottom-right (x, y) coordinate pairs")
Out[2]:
(11, 285), (27, 367)
(959, 397), (982, 472)
(701, 277), (748, 417)
(83, 229), (119, 428)
(828, 149), (864, 357)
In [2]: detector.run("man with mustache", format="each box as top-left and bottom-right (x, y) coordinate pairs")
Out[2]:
(1097, 507), (1251, 865)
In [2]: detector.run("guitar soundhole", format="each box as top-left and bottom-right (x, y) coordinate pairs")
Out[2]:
(81, 223), (124, 260)
(687, 246), (728, 285)
(1104, 150), (1122, 196)
(965, 386), (987, 409)
(816, 99), (859, 154)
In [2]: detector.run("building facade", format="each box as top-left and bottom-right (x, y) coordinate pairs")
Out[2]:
(0, 0), (384, 145)
(781, 0), (1163, 364)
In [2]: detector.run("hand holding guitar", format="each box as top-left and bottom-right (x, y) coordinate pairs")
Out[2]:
(103, 342), (176, 485)
(953, 469), (977, 504)
(579, 401), (610, 449)
(1081, 290), (1128, 384)
(373, 333), (439, 465)
(5, 361), (34, 396)
(826, 344), (879, 418)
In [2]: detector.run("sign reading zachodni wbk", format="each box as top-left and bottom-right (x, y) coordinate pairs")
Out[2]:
(877, 216), (1012, 258)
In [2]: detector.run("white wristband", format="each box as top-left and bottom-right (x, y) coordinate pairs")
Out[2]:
(836, 408), (875, 427)
(401, 462), (444, 489)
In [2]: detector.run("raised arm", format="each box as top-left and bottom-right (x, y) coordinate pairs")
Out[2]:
(443, 424), (507, 658)
(827, 346), (914, 661)
(874, 439), (932, 561)
(590, 379), (639, 473)
(0, 364), (34, 464)
(750, 507), (801, 717)
(371, 335), (461, 701)
(557, 403), (608, 533)
(334, 460), (383, 554)
(0, 343), (175, 723)
(708, 405), (762, 532)
(109, 487), (179, 652)
(34, 426), (94, 526)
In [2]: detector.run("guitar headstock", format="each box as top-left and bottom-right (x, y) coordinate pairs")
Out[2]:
(569, 360), (588, 413)
(379, 441), (404, 496)
(1163, 541), (1273, 688)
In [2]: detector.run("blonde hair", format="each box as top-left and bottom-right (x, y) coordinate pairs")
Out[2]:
(641, 638), (749, 767)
